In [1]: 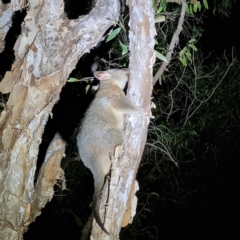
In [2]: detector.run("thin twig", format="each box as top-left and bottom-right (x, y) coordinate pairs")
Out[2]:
(153, 0), (187, 85)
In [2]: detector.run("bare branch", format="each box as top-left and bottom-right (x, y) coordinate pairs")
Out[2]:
(153, 0), (187, 85)
(183, 56), (236, 126)
(31, 133), (66, 222)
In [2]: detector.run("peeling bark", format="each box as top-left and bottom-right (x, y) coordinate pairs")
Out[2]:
(0, 0), (26, 53)
(30, 133), (66, 223)
(0, 0), (120, 239)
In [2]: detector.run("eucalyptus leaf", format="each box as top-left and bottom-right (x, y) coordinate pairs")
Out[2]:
(157, 6), (163, 13)
(68, 78), (79, 82)
(108, 20), (118, 25)
(179, 56), (187, 66)
(67, 77), (93, 83)
(85, 84), (90, 93)
(193, 4), (198, 13)
(189, 44), (197, 51)
(203, 0), (208, 9)
(119, 40), (128, 55)
(106, 28), (121, 42)
(155, 15), (165, 23)
(155, 50), (168, 63)
(189, 4), (193, 15)
(188, 39), (196, 43)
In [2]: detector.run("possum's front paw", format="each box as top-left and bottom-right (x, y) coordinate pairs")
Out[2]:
(142, 102), (155, 119)
(113, 144), (125, 159)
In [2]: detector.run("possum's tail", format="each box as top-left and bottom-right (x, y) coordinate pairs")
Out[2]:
(93, 175), (110, 235)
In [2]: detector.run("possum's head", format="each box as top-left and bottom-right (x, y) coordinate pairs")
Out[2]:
(94, 68), (129, 89)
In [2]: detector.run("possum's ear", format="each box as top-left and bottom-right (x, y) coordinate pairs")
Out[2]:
(94, 71), (112, 80)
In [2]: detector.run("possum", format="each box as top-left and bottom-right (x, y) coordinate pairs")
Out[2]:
(77, 68), (142, 234)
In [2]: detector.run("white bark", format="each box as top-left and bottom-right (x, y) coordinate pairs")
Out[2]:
(91, 0), (155, 238)
(0, 0), (120, 239)
(0, 0), (26, 52)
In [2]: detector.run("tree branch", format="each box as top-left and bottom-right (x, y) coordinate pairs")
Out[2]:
(31, 133), (66, 222)
(153, 0), (187, 85)
(0, 0), (26, 52)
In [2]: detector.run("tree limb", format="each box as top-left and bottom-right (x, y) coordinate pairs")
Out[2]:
(153, 0), (187, 85)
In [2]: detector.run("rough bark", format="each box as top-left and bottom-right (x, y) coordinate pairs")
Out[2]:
(0, 0), (120, 239)
(30, 133), (66, 222)
(90, 0), (155, 238)
(0, 0), (27, 53)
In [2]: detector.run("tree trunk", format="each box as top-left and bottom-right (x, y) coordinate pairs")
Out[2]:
(90, 0), (155, 239)
(0, 0), (120, 239)
(0, 0), (155, 239)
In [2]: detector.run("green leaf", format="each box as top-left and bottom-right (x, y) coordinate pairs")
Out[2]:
(155, 15), (165, 23)
(188, 130), (198, 136)
(75, 217), (82, 227)
(189, 44), (197, 51)
(108, 20), (118, 25)
(188, 39), (196, 43)
(67, 77), (93, 83)
(186, 51), (192, 62)
(68, 77), (79, 82)
(157, 6), (163, 13)
(179, 56), (187, 66)
(203, 0), (208, 9)
(197, 3), (201, 11)
(150, 192), (159, 197)
(106, 28), (121, 42)
(119, 40), (128, 55)
(85, 84), (90, 93)
(144, 208), (151, 212)
(189, 5), (193, 15)
(186, 4), (190, 14)
(180, 47), (187, 56)
(155, 50), (168, 63)
(193, 4), (198, 13)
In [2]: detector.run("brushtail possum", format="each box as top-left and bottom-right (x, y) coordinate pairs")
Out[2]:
(77, 68), (142, 234)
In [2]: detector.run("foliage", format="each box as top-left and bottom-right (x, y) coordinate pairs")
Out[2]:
(122, 53), (239, 239)
(179, 39), (198, 66)
(153, 0), (204, 71)
(212, 0), (236, 17)
(106, 28), (121, 42)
